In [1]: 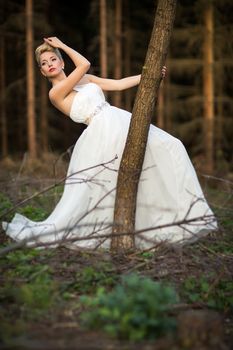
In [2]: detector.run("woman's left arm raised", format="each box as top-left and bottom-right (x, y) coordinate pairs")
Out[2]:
(86, 66), (166, 91)
(86, 74), (141, 91)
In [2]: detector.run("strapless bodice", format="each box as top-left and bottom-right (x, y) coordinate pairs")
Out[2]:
(70, 83), (109, 125)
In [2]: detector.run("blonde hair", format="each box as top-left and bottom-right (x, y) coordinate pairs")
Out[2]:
(35, 42), (63, 66)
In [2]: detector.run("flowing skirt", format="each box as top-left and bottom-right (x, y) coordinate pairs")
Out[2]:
(2, 106), (217, 249)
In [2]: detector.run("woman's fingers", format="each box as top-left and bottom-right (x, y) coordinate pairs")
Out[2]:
(161, 66), (167, 78)
(43, 37), (61, 48)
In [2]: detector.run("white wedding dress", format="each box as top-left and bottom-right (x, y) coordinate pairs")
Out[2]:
(2, 83), (217, 249)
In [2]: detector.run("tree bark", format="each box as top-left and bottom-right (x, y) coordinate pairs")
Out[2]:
(0, 0), (8, 158)
(164, 57), (172, 132)
(111, 0), (177, 252)
(157, 80), (164, 129)
(40, 75), (48, 153)
(26, 0), (37, 158)
(0, 34), (8, 158)
(203, 2), (214, 174)
(124, 0), (132, 112)
(113, 0), (122, 108)
(100, 0), (107, 78)
(215, 57), (223, 168)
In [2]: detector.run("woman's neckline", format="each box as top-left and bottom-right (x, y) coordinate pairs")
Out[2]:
(73, 82), (98, 91)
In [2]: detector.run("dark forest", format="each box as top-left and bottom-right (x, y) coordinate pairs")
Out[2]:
(0, 1), (233, 349)
(1, 0), (233, 174)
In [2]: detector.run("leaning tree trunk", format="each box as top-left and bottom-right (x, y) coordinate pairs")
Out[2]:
(111, 0), (177, 252)
(26, 0), (37, 158)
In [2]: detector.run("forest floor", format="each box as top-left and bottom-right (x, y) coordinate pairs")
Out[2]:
(0, 155), (232, 350)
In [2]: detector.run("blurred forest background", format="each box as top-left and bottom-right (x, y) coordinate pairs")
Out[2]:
(0, 0), (233, 176)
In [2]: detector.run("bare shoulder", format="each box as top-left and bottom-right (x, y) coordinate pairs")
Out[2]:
(48, 81), (66, 103)
(49, 87), (58, 104)
(48, 85), (64, 108)
(49, 87), (77, 117)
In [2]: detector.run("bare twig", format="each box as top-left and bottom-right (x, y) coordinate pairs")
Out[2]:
(0, 156), (118, 221)
(0, 211), (217, 256)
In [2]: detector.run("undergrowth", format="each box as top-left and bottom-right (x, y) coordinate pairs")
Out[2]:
(0, 180), (232, 347)
(80, 273), (178, 341)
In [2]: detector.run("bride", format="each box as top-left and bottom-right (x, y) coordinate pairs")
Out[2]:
(2, 37), (217, 249)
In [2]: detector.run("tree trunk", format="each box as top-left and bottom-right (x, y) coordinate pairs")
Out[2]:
(203, 2), (214, 174)
(26, 0), (37, 158)
(113, 0), (122, 108)
(124, 0), (132, 112)
(100, 0), (107, 78)
(164, 55), (172, 132)
(40, 75), (48, 153)
(111, 0), (177, 252)
(0, 34), (8, 158)
(215, 61), (223, 168)
(157, 80), (164, 128)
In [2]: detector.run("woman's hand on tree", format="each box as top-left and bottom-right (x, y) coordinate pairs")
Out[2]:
(161, 66), (166, 79)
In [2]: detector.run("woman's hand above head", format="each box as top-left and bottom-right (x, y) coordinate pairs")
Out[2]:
(42, 38), (90, 114)
(43, 37), (65, 50)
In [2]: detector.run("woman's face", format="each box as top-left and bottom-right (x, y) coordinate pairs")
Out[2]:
(39, 51), (63, 77)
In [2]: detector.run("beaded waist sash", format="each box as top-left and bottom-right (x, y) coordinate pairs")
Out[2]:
(84, 101), (110, 125)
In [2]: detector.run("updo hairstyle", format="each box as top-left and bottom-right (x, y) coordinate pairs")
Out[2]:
(35, 42), (63, 66)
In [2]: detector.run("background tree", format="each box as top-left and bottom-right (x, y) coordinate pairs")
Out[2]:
(26, 0), (37, 158)
(0, 3), (8, 158)
(99, 0), (107, 78)
(111, 0), (177, 252)
(0, 0), (232, 172)
(203, 1), (214, 174)
(39, 75), (49, 153)
(113, 0), (122, 108)
(123, 0), (132, 112)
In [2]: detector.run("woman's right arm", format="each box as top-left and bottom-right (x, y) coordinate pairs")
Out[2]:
(45, 37), (90, 99)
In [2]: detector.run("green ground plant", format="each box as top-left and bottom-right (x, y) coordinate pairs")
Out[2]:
(18, 205), (48, 221)
(80, 273), (178, 341)
(62, 263), (118, 298)
(182, 275), (233, 311)
(0, 192), (13, 220)
(0, 191), (50, 223)
(0, 247), (58, 321)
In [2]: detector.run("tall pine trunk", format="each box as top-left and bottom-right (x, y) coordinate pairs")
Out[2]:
(0, 0), (8, 158)
(39, 0), (49, 154)
(215, 59), (223, 168)
(111, 0), (177, 252)
(26, 0), (37, 158)
(124, 0), (132, 112)
(164, 55), (172, 132)
(0, 34), (8, 158)
(113, 0), (122, 107)
(157, 80), (165, 128)
(203, 2), (214, 174)
(40, 75), (48, 153)
(100, 0), (107, 78)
